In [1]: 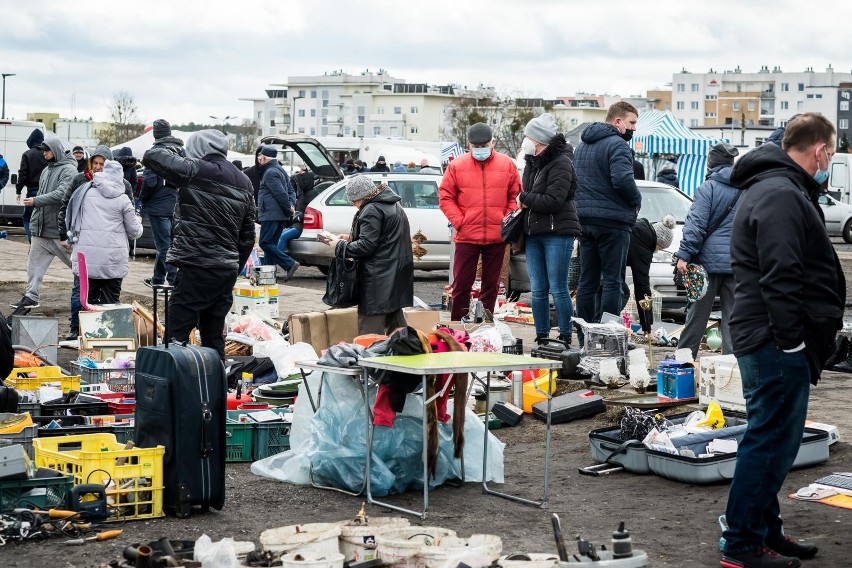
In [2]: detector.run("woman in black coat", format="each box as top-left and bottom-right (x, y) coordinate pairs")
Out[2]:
(517, 114), (581, 345)
(625, 215), (675, 334)
(337, 175), (414, 335)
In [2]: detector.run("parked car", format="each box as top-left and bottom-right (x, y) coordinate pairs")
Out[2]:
(818, 192), (852, 243)
(288, 171), (448, 272)
(508, 181), (694, 308)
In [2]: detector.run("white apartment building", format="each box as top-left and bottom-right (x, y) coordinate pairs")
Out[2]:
(240, 88), (287, 138)
(671, 65), (852, 129)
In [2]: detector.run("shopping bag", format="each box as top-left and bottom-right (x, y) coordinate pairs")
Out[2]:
(322, 243), (359, 307)
(501, 209), (525, 243)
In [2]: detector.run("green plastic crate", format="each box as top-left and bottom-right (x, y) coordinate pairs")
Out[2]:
(253, 421), (291, 460)
(111, 423), (134, 444)
(0, 474), (73, 512)
(226, 419), (254, 462)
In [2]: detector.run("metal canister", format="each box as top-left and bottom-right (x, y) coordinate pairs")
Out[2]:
(510, 371), (524, 409)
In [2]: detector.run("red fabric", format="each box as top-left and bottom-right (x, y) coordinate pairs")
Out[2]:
(439, 152), (520, 244)
(372, 384), (396, 427)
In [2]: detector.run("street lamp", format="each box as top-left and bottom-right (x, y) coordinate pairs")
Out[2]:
(290, 96), (304, 134)
(2, 73), (16, 120)
(210, 114), (236, 134)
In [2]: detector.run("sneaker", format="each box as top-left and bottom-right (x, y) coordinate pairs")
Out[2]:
(766, 536), (818, 560)
(10, 296), (39, 310)
(64, 330), (79, 341)
(144, 278), (165, 289)
(720, 546), (802, 568)
(283, 261), (300, 282)
(534, 335), (548, 345)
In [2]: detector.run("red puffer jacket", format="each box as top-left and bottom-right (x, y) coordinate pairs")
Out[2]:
(438, 152), (520, 244)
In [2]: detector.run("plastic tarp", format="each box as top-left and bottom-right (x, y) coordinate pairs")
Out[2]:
(251, 370), (505, 495)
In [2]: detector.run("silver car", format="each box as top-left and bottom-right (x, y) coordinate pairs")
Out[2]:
(508, 181), (694, 308)
(289, 172), (450, 272)
(818, 193), (852, 243)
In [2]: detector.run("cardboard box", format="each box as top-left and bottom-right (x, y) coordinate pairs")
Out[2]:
(288, 307), (358, 353)
(403, 309), (441, 333)
(232, 282), (279, 319)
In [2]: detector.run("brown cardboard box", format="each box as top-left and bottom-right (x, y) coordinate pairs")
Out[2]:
(288, 307), (358, 353)
(403, 309), (441, 333)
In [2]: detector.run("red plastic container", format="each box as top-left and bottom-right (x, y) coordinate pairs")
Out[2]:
(107, 399), (136, 415)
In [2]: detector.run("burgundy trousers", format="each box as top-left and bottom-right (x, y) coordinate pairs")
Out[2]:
(451, 242), (506, 321)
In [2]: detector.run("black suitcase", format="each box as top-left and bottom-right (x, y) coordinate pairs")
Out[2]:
(134, 285), (227, 517)
(530, 338), (583, 380)
(532, 389), (605, 424)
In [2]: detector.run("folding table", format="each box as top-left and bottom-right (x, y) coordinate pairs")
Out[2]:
(359, 352), (560, 518)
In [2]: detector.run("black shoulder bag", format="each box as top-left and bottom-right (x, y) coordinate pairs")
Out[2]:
(322, 242), (359, 308)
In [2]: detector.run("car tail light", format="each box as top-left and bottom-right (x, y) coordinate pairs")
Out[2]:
(303, 207), (323, 229)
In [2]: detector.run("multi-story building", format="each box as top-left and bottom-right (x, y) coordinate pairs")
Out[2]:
(838, 83), (852, 148)
(671, 65), (852, 131)
(240, 88), (287, 138)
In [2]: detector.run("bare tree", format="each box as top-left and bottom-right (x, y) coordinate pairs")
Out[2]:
(230, 121), (261, 154)
(108, 91), (144, 145)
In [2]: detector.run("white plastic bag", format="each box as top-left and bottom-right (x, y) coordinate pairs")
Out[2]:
(195, 534), (240, 568)
(253, 340), (318, 378)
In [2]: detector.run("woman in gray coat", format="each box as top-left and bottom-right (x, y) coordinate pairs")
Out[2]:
(66, 160), (143, 304)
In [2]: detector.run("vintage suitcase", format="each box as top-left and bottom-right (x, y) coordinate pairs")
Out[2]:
(530, 338), (583, 380)
(532, 389), (604, 424)
(134, 285), (227, 517)
(492, 401), (524, 427)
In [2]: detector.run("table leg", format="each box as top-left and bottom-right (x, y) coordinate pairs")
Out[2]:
(298, 367), (317, 413)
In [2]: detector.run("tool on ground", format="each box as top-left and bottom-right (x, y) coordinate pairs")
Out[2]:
(63, 529), (122, 545)
(70, 483), (110, 521)
(551, 513), (569, 562)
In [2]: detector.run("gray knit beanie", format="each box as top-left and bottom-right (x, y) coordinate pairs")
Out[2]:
(524, 113), (559, 144)
(152, 119), (172, 140)
(653, 214), (677, 249)
(345, 175), (376, 203)
(707, 142), (739, 169)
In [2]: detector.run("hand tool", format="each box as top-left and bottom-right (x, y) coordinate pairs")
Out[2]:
(64, 529), (122, 545)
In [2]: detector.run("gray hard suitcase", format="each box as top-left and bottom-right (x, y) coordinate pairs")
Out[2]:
(134, 285), (227, 517)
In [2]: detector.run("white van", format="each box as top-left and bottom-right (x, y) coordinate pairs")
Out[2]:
(829, 153), (852, 204)
(0, 120), (46, 222)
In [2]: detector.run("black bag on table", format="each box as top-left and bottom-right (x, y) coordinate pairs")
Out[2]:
(134, 285), (227, 518)
(322, 242), (359, 308)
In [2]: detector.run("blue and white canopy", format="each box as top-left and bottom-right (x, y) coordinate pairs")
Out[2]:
(630, 110), (727, 196)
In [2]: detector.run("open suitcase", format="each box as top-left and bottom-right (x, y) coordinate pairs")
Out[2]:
(134, 285), (227, 517)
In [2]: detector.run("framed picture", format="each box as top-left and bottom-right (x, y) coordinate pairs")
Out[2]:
(79, 307), (135, 346)
(114, 351), (136, 362)
(80, 338), (136, 353)
(79, 348), (102, 361)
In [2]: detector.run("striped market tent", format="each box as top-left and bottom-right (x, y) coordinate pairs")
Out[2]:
(630, 110), (727, 197)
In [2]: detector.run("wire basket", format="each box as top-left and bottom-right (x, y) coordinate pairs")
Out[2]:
(70, 362), (135, 393)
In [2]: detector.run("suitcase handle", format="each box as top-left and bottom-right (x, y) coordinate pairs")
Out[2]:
(152, 284), (173, 349)
(536, 338), (569, 350)
(200, 402), (213, 458)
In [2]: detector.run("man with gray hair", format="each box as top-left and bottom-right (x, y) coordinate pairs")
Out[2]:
(674, 142), (740, 359)
(143, 129), (255, 358)
(11, 133), (77, 316)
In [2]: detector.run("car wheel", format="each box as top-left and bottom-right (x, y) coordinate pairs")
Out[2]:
(843, 219), (852, 244)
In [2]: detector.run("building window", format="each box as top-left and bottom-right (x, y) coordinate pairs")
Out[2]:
(690, 101), (699, 110)
(298, 128), (305, 134)
(691, 83), (699, 92)
(374, 126), (381, 135)
(257, 111), (262, 120)
(840, 119), (849, 130)
(736, 83), (742, 92)
(310, 109), (316, 117)
(841, 101), (850, 111)
(807, 94), (814, 99)
(676, 101), (685, 110)
(781, 83), (789, 92)
(344, 126), (351, 135)
(570, 118), (578, 126)
(410, 126), (418, 134)
(816, 94), (823, 99)
(310, 90), (317, 98)
(780, 101), (789, 110)
(393, 107), (402, 114)
(705, 94), (717, 100)
(755, 137), (765, 146)
(377, 107), (385, 114)
(748, 101), (755, 111)
(298, 109), (305, 117)
(358, 115), (365, 124)
(705, 112), (717, 118)
(322, 100), (328, 108)
(664, 103), (671, 110)
(798, 83), (805, 91)
(676, 84), (685, 92)
(321, 90), (329, 99)
(689, 119), (698, 127)
(732, 102), (741, 111)
(269, 119), (275, 127)
(298, 90), (306, 97)
(410, 106), (418, 114)
(310, 128), (316, 135)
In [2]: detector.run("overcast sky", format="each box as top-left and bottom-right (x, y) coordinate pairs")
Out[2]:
(3, 0), (851, 127)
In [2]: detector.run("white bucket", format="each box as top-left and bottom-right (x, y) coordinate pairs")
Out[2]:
(338, 517), (411, 562)
(280, 552), (345, 568)
(499, 553), (560, 568)
(260, 523), (342, 555)
(558, 550), (649, 567)
(376, 527), (457, 568)
(420, 534), (502, 568)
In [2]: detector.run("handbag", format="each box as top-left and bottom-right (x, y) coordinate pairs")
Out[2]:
(322, 242), (359, 308)
(501, 209), (525, 243)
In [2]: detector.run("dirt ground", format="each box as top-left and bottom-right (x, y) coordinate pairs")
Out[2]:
(2, 281), (851, 568)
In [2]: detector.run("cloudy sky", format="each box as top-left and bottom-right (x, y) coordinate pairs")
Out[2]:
(3, 0), (851, 127)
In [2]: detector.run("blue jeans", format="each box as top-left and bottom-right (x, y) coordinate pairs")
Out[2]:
(149, 215), (176, 285)
(70, 274), (81, 332)
(722, 342), (811, 554)
(576, 224), (630, 324)
(275, 225), (302, 270)
(525, 234), (574, 337)
(23, 219), (32, 243)
(259, 220), (288, 270)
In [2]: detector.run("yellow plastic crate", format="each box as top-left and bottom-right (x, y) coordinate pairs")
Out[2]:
(7, 366), (82, 394)
(33, 433), (164, 522)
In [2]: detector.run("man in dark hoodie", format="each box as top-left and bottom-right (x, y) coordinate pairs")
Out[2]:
(143, 129), (255, 359)
(573, 101), (641, 329)
(140, 119), (183, 289)
(675, 142), (740, 359)
(16, 129), (49, 242)
(719, 113), (843, 568)
(370, 155), (390, 172)
(11, 133), (77, 315)
(113, 147), (138, 194)
(72, 146), (87, 173)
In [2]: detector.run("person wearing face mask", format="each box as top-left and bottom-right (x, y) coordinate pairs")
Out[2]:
(516, 113), (580, 345)
(573, 102), (642, 336)
(720, 113), (843, 568)
(439, 122), (521, 322)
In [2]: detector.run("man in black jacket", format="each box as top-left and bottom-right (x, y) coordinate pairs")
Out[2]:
(16, 129), (49, 243)
(720, 113), (844, 568)
(143, 130), (255, 359)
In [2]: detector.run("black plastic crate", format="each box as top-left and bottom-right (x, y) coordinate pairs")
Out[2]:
(502, 339), (523, 355)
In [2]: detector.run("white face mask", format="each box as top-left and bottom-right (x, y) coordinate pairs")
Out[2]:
(521, 138), (536, 156)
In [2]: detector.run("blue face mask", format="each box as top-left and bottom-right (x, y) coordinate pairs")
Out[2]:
(472, 147), (492, 161)
(813, 147), (829, 185)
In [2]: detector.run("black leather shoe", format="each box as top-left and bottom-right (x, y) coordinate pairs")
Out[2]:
(721, 546), (801, 568)
(766, 535), (817, 560)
